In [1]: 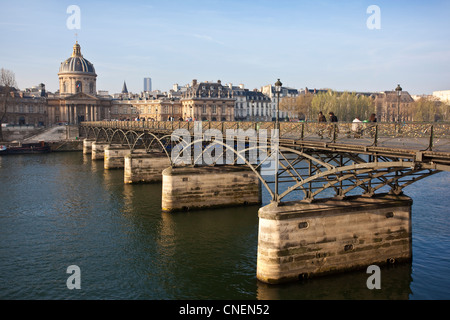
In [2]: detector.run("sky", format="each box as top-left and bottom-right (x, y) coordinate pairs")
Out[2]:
(1, 0), (449, 95)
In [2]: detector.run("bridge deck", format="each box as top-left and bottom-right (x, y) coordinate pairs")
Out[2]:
(80, 121), (450, 171)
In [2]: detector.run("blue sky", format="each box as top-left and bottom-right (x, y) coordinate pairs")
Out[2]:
(1, 0), (449, 95)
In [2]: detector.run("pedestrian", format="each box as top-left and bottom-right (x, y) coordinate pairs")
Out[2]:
(318, 111), (326, 122)
(327, 112), (338, 138)
(328, 112), (338, 122)
(317, 111), (326, 139)
(352, 117), (362, 138)
(369, 113), (377, 122)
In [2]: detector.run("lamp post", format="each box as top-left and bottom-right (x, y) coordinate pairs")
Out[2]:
(275, 79), (282, 131)
(395, 84), (402, 123)
(274, 79), (282, 204)
(170, 97), (174, 121)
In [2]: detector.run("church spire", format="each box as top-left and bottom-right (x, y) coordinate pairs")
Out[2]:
(122, 81), (128, 94)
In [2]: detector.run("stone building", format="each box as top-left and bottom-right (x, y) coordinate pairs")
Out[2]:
(113, 97), (183, 121)
(261, 84), (298, 120)
(1, 85), (48, 126)
(232, 85), (272, 121)
(433, 90), (450, 103)
(58, 42), (97, 96)
(179, 79), (235, 121)
(374, 91), (415, 122)
(47, 41), (111, 124)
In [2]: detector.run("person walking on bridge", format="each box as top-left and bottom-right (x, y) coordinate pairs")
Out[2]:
(317, 111), (326, 139)
(328, 112), (338, 123)
(328, 112), (338, 138)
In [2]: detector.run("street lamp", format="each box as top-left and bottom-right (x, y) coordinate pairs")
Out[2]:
(395, 84), (402, 123)
(275, 79), (282, 130)
(274, 79), (282, 204)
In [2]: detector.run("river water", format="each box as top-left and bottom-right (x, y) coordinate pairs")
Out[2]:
(0, 152), (449, 300)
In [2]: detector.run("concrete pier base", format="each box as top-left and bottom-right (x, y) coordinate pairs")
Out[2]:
(105, 147), (147, 170)
(91, 142), (110, 161)
(104, 146), (131, 170)
(83, 139), (95, 154)
(256, 194), (413, 284)
(124, 152), (171, 184)
(162, 165), (261, 212)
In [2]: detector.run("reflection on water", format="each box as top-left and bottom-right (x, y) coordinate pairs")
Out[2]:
(257, 264), (412, 300)
(0, 152), (449, 299)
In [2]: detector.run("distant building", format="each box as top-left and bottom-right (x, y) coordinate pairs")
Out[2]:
(179, 79), (235, 121)
(374, 91), (415, 122)
(261, 84), (299, 120)
(0, 86), (48, 126)
(433, 90), (450, 103)
(47, 41), (111, 123)
(230, 84), (271, 121)
(144, 78), (152, 92)
(58, 41), (97, 96)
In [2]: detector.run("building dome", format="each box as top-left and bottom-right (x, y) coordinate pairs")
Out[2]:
(59, 42), (96, 75)
(58, 42), (97, 95)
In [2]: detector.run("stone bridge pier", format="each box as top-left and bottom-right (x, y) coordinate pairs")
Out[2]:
(124, 152), (171, 184)
(161, 165), (261, 212)
(256, 194), (412, 284)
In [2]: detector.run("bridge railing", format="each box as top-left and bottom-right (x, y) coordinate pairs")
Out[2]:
(80, 121), (450, 152)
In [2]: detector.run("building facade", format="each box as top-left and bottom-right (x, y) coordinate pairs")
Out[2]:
(261, 84), (298, 120)
(178, 79), (235, 121)
(1, 86), (48, 126)
(433, 90), (450, 103)
(232, 85), (272, 121)
(374, 91), (415, 122)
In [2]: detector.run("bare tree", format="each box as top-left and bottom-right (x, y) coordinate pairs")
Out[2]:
(279, 93), (314, 121)
(0, 68), (18, 141)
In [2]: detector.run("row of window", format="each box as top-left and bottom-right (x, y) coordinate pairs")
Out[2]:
(8, 105), (46, 114)
(236, 102), (272, 109)
(62, 81), (95, 94)
(111, 105), (231, 115)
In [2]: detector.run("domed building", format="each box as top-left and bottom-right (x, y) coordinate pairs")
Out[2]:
(46, 41), (111, 124)
(58, 41), (97, 96)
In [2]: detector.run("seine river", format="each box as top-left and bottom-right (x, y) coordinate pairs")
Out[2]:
(0, 152), (449, 300)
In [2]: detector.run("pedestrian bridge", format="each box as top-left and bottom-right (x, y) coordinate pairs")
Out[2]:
(79, 120), (450, 284)
(79, 121), (450, 203)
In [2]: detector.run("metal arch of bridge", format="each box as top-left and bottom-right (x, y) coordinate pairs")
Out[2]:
(79, 121), (450, 204)
(80, 125), (177, 159)
(170, 139), (442, 203)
